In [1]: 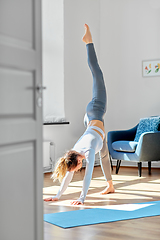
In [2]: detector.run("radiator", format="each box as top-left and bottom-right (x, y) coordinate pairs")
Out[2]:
(43, 141), (55, 173)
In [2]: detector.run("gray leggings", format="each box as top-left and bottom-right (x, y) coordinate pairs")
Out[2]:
(86, 43), (106, 122)
(84, 43), (112, 182)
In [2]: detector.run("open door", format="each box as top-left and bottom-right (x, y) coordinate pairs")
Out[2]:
(0, 1), (43, 239)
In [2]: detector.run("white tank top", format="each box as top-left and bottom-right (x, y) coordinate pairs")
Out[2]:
(56, 125), (105, 203)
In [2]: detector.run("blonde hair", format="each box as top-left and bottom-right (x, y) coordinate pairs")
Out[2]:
(51, 150), (81, 183)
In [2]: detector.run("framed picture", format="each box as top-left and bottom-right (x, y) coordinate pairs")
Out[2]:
(142, 60), (160, 77)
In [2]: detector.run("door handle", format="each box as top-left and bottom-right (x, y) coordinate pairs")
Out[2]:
(36, 85), (46, 107)
(36, 85), (46, 93)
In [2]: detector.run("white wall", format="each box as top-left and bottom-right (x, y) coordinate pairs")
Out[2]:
(43, 0), (160, 168)
(100, 0), (160, 133)
(100, 0), (160, 167)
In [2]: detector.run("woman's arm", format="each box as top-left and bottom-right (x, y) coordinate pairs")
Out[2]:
(71, 149), (95, 205)
(56, 171), (74, 199)
(44, 171), (74, 201)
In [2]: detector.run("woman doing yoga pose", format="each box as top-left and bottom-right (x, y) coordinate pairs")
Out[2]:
(44, 24), (115, 205)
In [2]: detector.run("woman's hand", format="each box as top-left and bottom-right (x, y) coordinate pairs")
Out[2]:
(44, 196), (58, 202)
(70, 200), (83, 205)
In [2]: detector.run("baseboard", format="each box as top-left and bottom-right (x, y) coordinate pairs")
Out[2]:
(82, 154), (160, 168)
(111, 159), (160, 168)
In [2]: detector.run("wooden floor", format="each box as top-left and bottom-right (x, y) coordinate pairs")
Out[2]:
(43, 166), (160, 240)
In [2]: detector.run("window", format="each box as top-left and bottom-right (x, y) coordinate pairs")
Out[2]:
(42, 0), (65, 123)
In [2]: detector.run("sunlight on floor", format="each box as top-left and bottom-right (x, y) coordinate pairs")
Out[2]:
(149, 179), (160, 183)
(119, 182), (160, 192)
(43, 169), (160, 209)
(43, 185), (86, 195)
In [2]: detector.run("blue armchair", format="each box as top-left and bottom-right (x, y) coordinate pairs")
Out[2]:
(107, 118), (160, 177)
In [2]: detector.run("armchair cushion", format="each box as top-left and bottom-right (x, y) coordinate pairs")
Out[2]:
(134, 116), (160, 142)
(112, 141), (138, 153)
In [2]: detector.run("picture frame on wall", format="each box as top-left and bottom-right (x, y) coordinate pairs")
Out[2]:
(142, 60), (160, 77)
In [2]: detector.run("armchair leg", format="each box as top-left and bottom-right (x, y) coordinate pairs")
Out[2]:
(116, 160), (121, 174)
(109, 154), (113, 171)
(148, 161), (151, 175)
(138, 162), (142, 177)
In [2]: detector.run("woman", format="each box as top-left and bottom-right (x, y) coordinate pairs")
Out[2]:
(44, 24), (115, 205)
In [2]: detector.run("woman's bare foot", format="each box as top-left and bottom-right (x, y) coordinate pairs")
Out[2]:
(100, 180), (115, 195)
(82, 24), (93, 44)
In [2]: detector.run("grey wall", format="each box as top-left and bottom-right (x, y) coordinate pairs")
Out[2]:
(43, 0), (160, 168)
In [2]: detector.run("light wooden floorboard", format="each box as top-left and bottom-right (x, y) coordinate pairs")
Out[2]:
(43, 166), (160, 240)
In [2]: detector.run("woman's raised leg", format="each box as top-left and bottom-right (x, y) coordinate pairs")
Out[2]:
(83, 24), (115, 194)
(83, 24), (106, 122)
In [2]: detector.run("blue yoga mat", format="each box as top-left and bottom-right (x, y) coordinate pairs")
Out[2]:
(44, 200), (160, 228)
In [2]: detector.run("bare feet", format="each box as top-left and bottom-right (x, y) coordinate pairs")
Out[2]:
(100, 180), (115, 195)
(82, 24), (93, 44)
